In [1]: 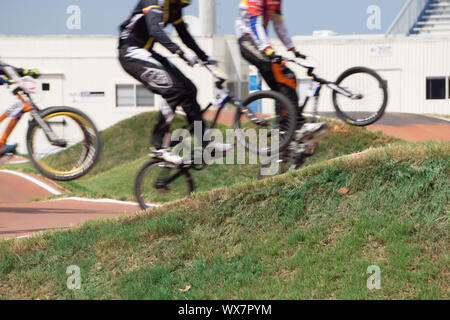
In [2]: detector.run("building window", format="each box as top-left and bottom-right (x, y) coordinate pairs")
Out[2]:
(42, 83), (50, 91)
(426, 77), (445, 100)
(136, 85), (154, 106)
(116, 84), (154, 107)
(116, 85), (134, 107)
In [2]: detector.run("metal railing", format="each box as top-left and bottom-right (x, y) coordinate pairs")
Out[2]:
(385, 0), (430, 35)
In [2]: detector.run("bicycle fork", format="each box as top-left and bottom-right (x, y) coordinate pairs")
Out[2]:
(0, 112), (19, 148)
(29, 109), (68, 147)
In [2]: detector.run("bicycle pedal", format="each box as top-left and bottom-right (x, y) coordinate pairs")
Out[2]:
(150, 151), (162, 158)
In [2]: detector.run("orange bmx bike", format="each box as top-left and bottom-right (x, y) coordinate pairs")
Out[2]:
(0, 62), (101, 181)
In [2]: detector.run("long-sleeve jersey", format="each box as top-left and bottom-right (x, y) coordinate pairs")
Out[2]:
(119, 0), (208, 61)
(235, 0), (295, 52)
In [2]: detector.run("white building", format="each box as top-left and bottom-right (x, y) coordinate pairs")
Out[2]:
(0, 1), (449, 153)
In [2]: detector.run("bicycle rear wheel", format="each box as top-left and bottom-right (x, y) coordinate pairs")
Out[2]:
(135, 160), (194, 210)
(26, 107), (101, 181)
(234, 91), (297, 156)
(332, 67), (388, 126)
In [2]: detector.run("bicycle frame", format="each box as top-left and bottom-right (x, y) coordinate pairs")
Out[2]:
(0, 66), (63, 151)
(148, 64), (261, 189)
(200, 63), (269, 130)
(148, 61), (303, 191)
(284, 57), (363, 121)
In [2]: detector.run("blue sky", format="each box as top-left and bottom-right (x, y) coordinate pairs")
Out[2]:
(0, 0), (406, 35)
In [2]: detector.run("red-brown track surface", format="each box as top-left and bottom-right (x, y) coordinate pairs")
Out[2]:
(0, 167), (139, 239)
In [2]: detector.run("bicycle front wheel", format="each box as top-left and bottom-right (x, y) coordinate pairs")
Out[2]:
(234, 91), (297, 156)
(135, 160), (194, 210)
(332, 67), (388, 126)
(26, 107), (101, 181)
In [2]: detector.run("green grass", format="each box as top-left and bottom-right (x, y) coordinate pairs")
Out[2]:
(4, 112), (398, 202)
(0, 142), (448, 299)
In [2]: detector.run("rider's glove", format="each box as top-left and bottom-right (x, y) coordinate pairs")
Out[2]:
(270, 54), (283, 64)
(0, 75), (10, 85)
(23, 69), (41, 79)
(176, 49), (199, 67)
(289, 48), (307, 59)
(265, 49), (283, 64)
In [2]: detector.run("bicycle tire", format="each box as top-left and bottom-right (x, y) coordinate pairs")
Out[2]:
(135, 160), (194, 210)
(234, 90), (297, 156)
(26, 106), (102, 181)
(332, 67), (388, 126)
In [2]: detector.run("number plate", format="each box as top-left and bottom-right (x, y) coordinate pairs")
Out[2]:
(6, 101), (25, 118)
(212, 88), (230, 108)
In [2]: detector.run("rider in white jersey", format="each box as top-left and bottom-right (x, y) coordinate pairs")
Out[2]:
(235, 0), (325, 134)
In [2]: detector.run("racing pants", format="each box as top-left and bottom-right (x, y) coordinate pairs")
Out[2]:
(119, 45), (205, 149)
(238, 35), (304, 127)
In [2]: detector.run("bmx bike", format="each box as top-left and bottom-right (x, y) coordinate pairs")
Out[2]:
(135, 61), (299, 209)
(0, 62), (102, 181)
(258, 55), (388, 178)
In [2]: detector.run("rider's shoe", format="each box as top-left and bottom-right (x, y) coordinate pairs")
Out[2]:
(0, 143), (18, 157)
(150, 142), (233, 165)
(204, 141), (234, 160)
(205, 141), (234, 153)
(150, 148), (185, 166)
(296, 121), (327, 139)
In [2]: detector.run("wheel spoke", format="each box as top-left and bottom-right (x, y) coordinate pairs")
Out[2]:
(333, 68), (387, 126)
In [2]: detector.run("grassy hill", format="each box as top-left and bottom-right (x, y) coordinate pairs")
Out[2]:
(4, 112), (398, 201)
(1, 142), (448, 299)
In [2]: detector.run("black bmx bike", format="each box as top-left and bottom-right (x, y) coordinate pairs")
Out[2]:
(135, 62), (298, 209)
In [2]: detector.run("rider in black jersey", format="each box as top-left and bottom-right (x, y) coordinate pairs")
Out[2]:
(119, 0), (230, 164)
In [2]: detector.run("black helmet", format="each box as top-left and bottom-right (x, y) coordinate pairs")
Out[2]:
(179, 0), (191, 8)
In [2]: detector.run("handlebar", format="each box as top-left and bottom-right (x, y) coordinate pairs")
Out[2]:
(183, 54), (317, 87)
(0, 76), (12, 86)
(0, 62), (10, 85)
